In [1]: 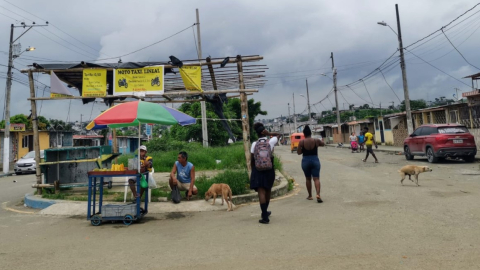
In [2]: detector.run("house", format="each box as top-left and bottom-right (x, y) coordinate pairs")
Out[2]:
(49, 131), (74, 148)
(0, 128), (50, 169)
(347, 118), (374, 138)
(116, 136), (141, 154)
(381, 112), (408, 147)
(73, 135), (103, 147)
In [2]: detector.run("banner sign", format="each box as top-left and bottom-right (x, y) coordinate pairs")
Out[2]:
(113, 66), (164, 96)
(82, 69), (107, 97)
(50, 71), (73, 98)
(10, 123), (25, 132)
(179, 66), (203, 92)
(50, 93), (71, 98)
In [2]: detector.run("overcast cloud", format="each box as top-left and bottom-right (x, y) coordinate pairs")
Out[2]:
(1, 0), (480, 123)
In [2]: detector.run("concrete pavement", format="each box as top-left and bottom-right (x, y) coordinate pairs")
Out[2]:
(1, 146), (480, 269)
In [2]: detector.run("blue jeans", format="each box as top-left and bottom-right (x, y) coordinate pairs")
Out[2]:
(301, 156), (321, 178)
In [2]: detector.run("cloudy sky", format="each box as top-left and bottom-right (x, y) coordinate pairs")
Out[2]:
(1, 0), (480, 123)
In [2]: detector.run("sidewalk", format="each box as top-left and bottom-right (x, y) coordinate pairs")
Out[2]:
(325, 143), (479, 160)
(24, 170), (291, 216)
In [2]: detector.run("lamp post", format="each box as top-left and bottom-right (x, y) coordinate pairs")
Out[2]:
(3, 22), (46, 174)
(377, 4), (413, 135)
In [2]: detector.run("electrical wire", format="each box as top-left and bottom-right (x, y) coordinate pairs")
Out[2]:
(403, 48), (472, 87)
(378, 68), (401, 102)
(441, 27), (480, 70)
(360, 79), (376, 106)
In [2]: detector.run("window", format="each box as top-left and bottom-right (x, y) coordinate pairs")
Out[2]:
(420, 127), (435, 136)
(438, 126), (469, 134)
(375, 118), (379, 130)
(412, 127), (423, 136)
(22, 136), (29, 148)
(449, 110), (459, 123)
(384, 118), (391, 129)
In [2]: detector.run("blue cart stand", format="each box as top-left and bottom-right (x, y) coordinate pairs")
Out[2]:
(87, 171), (149, 226)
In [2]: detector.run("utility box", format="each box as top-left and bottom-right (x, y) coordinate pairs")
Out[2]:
(40, 146), (121, 186)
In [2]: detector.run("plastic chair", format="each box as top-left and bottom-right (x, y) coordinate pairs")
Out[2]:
(124, 168), (154, 203)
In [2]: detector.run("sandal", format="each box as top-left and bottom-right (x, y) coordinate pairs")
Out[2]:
(306, 197), (313, 200)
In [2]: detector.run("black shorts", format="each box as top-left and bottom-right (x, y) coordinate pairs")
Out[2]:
(366, 145), (374, 153)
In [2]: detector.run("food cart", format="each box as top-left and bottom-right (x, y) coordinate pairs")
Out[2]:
(87, 170), (149, 226)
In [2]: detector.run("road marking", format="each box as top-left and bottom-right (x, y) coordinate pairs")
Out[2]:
(1, 202), (35, 214)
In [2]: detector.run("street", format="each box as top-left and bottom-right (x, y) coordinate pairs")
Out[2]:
(1, 146), (480, 269)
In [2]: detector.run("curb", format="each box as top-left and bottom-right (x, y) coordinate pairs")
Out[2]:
(232, 170), (288, 205)
(25, 171), (291, 210)
(0, 172), (14, 178)
(24, 193), (57, 209)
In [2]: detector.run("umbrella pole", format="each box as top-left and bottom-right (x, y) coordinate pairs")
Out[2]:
(138, 122), (141, 174)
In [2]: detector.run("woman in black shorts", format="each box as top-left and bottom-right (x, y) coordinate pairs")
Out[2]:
(297, 125), (325, 203)
(250, 122), (282, 224)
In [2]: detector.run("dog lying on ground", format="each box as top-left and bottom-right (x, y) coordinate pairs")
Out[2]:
(205, 183), (233, 211)
(399, 165), (433, 186)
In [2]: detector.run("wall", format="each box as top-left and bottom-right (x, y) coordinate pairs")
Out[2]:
(0, 133), (16, 169)
(391, 117), (409, 147)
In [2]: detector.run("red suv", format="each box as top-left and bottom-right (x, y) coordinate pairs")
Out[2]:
(403, 124), (477, 163)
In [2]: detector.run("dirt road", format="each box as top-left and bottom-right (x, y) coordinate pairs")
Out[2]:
(1, 146), (479, 269)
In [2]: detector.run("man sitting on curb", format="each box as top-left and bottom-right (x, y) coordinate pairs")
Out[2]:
(169, 151), (198, 201)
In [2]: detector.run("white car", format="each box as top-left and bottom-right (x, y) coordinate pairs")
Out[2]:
(14, 150), (44, 175)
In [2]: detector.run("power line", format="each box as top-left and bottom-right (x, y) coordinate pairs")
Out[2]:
(360, 79), (375, 106)
(378, 68), (402, 102)
(441, 27), (480, 70)
(403, 48), (472, 87)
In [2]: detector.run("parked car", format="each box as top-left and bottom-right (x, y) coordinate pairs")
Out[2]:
(403, 124), (477, 163)
(14, 150), (44, 175)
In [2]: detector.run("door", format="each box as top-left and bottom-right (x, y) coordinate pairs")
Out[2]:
(409, 127), (424, 152)
(418, 127), (434, 152)
(379, 121), (385, 143)
(28, 135), (34, 151)
(130, 139), (138, 154)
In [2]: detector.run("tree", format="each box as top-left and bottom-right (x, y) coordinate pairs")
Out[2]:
(226, 98), (267, 141)
(299, 116), (309, 122)
(400, 99), (427, 111)
(332, 107), (336, 111)
(0, 114), (49, 130)
(48, 119), (73, 131)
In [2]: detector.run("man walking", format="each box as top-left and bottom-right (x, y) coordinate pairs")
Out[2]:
(362, 127), (378, 163)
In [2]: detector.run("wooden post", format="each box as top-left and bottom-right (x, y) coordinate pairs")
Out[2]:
(28, 70), (42, 195)
(468, 107), (474, 129)
(236, 55), (251, 175)
(430, 112), (434, 124)
(445, 108), (450, 124)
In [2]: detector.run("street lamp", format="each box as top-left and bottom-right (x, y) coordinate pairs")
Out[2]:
(13, 46), (35, 59)
(377, 21), (398, 36)
(377, 4), (414, 135)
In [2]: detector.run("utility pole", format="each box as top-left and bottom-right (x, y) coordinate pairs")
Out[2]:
(331, 52), (341, 142)
(80, 114), (83, 135)
(3, 22), (47, 174)
(305, 79), (311, 122)
(287, 103), (292, 135)
(293, 93), (297, 133)
(396, 4), (413, 135)
(196, 9), (208, 147)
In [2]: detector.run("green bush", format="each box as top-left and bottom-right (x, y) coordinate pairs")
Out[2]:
(196, 169), (250, 198)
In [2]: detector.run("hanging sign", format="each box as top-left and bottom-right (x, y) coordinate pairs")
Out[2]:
(82, 69), (107, 97)
(113, 66), (164, 96)
(179, 66), (203, 92)
(10, 123), (25, 132)
(50, 71), (73, 98)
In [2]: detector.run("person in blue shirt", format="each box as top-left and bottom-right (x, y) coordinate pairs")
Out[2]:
(169, 151), (197, 200)
(358, 131), (366, 152)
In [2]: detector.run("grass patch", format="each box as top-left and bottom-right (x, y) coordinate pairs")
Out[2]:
(287, 178), (294, 191)
(195, 169), (250, 198)
(116, 142), (283, 173)
(42, 193), (69, 200)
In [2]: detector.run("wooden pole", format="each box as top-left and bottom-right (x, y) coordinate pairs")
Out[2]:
(236, 55), (251, 175)
(28, 70), (42, 195)
(196, 8), (208, 148)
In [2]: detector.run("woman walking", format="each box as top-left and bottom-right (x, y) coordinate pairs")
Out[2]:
(297, 125), (325, 203)
(250, 122), (282, 224)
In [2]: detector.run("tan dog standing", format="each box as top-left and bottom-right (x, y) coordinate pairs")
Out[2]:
(205, 183), (233, 211)
(399, 165), (433, 186)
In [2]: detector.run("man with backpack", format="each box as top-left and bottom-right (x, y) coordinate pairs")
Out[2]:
(250, 122), (283, 224)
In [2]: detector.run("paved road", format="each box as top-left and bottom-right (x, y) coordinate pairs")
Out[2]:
(1, 147), (479, 269)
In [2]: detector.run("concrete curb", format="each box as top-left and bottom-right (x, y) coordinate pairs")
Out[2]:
(232, 170), (288, 205)
(24, 193), (57, 209)
(0, 172), (14, 178)
(25, 170), (291, 211)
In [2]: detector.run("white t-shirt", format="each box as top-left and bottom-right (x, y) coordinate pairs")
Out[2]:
(251, 137), (278, 154)
(349, 135), (357, 142)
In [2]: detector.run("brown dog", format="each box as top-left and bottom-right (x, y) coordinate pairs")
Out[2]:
(399, 165), (433, 186)
(205, 183), (233, 211)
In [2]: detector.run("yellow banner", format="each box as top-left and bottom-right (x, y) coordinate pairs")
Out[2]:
(50, 93), (71, 98)
(179, 66), (203, 92)
(113, 66), (164, 96)
(82, 69), (107, 97)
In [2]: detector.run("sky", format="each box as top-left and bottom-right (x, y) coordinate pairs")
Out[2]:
(1, 0), (480, 123)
